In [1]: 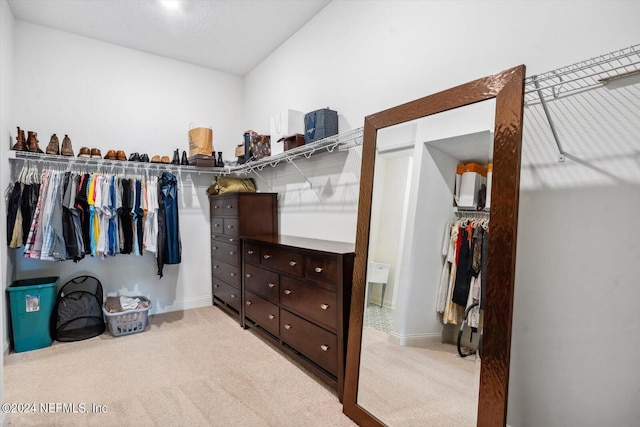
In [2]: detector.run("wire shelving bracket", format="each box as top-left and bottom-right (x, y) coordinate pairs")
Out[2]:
(524, 43), (640, 161)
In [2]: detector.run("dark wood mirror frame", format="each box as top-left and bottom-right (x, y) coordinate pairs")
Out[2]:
(343, 65), (526, 427)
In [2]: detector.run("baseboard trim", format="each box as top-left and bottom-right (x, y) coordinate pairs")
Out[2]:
(150, 295), (211, 315)
(3, 339), (9, 356)
(388, 331), (441, 347)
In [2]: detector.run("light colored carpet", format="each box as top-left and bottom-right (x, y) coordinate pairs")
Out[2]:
(357, 326), (480, 426)
(3, 306), (356, 427)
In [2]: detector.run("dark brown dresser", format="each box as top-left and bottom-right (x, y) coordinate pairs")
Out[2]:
(241, 234), (355, 401)
(209, 193), (278, 324)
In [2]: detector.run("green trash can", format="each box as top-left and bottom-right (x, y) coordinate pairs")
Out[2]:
(7, 276), (59, 352)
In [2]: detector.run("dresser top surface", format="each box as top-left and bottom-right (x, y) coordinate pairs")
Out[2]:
(208, 192), (277, 198)
(243, 235), (355, 255)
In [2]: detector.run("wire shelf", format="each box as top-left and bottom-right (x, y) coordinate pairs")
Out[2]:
(7, 127), (364, 177)
(228, 127), (363, 175)
(524, 43), (640, 106)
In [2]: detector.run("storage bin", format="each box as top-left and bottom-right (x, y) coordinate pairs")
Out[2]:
(455, 162), (488, 209)
(7, 276), (59, 352)
(103, 297), (151, 337)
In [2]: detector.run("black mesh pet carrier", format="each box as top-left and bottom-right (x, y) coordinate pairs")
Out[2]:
(52, 275), (105, 342)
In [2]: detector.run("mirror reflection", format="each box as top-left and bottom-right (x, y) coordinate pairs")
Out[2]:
(357, 100), (495, 425)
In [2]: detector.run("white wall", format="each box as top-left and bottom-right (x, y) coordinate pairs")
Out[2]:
(244, 1), (640, 425)
(0, 0), (14, 415)
(9, 22), (244, 320)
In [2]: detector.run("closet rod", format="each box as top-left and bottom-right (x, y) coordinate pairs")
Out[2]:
(8, 150), (223, 175)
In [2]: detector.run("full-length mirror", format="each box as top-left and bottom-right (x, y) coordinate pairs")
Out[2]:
(344, 66), (525, 426)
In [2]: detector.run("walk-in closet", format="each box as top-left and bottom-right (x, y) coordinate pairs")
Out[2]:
(1, 1), (639, 426)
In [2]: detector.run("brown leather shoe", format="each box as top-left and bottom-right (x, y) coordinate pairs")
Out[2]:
(46, 134), (60, 155)
(150, 155), (161, 163)
(104, 150), (117, 160)
(90, 148), (102, 159)
(78, 147), (91, 158)
(116, 150), (127, 161)
(27, 131), (43, 153)
(61, 134), (74, 156)
(161, 155), (170, 164)
(12, 127), (26, 151)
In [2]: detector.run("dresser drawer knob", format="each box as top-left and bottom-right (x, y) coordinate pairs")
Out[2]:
(227, 225), (234, 229)
(248, 250), (255, 255)
(268, 314), (275, 320)
(246, 273), (252, 278)
(246, 301), (252, 305)
(320, 345), (329, 352)
(214, 224), (220, 227)
(230, 251), (236, 255)
(230, 294), (236, 298)
(263, 254), (271, 259)
(214, 284), (220, 288)
(212, 246), (218, 250)
(320, 304), (329, 310)
(284, 324), (292, 330)
(227, 205), (233, 209)
(289, 261), (297, 267)
(314, 267), (323, 273)
(284, 289), (292, 295)
(211, 234), (216, 239)
(214, 205), (219, 209)
(229, 238), (235, 242)
(230, 273), (236, 277)
(213, 265), (219, 269)
(268, 283), (276, 288)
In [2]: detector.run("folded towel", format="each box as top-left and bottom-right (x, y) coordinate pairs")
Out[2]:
(120, 296), (141, 310)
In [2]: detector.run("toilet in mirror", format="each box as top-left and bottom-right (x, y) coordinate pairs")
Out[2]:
(344, 66), (525, 426)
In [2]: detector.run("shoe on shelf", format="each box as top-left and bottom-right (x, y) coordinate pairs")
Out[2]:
(129, 152), (140, 162)
(12, 127), (27, 151)
(46, 134), (60, 155)
(61, 134), (74, 156)
(116, 150), (127, 161)
(181, 150), (189, 166)
(27, 131), (43, 154)
(139, 153), (149, 162)
(78, 147), (91, 158)
(150, 155), (161, 163)
(90, 148), (102, 159)
(171, 148), (180, 165)
(104, 150), (117, 160)
(161, 155), (170, 164)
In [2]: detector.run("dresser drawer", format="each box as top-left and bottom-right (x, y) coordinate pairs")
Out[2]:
(244, 264), (279, 303)
(281, 310), (337, 376)
(211, 240), (240, 266)
(211, 195), (239, 217)
(280, 276), (337, 330)
(213, 280), (241, 312)
(223, 218), (238, 237)
(244, 241), (261, 265)
(260, 246), (303, 277)
(212, 259), (241, 288)
(245, 291), (280, 337)
(304, 255), (338, 288)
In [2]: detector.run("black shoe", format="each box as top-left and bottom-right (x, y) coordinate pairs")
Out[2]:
(139, 153), (149, 162)
(171, 149), (180, 165)
(181, 151), (189, 166)
(129, 152), (140, 161)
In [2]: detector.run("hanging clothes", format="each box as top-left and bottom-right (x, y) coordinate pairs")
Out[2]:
(157, 171), (181, 278)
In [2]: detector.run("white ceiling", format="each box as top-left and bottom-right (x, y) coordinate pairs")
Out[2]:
(7, 0), (331, 76)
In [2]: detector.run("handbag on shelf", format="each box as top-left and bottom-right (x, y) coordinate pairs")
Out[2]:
(304, 107), (338, 144)
(188, 125), (213, 157)
(244, 130), (271, 161)
(270, 109), (305, 156)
